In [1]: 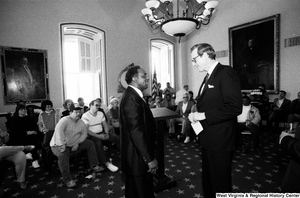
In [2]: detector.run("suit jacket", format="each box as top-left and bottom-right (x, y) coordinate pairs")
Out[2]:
(271, 98), (291, 113)
(176, 101), (194, 118)
(269, 98), (291, 121)
(196, 63), (242, 151)
(280, 128), (300, 192)
(119, 86), (157, 176)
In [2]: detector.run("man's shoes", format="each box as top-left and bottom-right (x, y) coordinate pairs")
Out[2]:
(177, 134), (184, 142)
(18, 181), (27, 189)
(65, 180), (76, 188)
(92, 165), (105, 173)
(32, 160), (40, 168)
(255, 148), (263, 156)
(23, 145), (35, 152)
(184, 137), (190, 144)
(25, 153), (33, 160)
(106, 162), (118, 172)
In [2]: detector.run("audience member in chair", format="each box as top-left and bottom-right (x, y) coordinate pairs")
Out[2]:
(157, 83), (163, 98)
(279, 128), (300, 192)
(175, 84), (189, 105)
(287, 91), (300, 126)
(269, 90), (291, 130)
(7, 104), (41, 168)
(37, 100), (57, 172)
(81, 100), (119, 172)
(162, 93), (175, 109)
(61, 99), (74, 118)
(237, 96), (262, 155)
(106, 97), (120, 135)
(77, 97), (89, 113)
(95, 98), (119, 142)
(169, 93), (194, 143)
(163, 82), (175, 99)
(150, 95), (163, 108)
(50, 104), (103, 188)
(0, 128), (35, 190)
(188, 91), (196, 104)
(250, 84), (269, 113)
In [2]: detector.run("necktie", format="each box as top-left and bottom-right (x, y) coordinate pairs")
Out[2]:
(197, 73), (209, 98)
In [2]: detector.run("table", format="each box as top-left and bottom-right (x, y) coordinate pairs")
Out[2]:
(151, 107), (180, 192)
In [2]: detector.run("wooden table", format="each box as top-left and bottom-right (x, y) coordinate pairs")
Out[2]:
(151, 107), (180, 192)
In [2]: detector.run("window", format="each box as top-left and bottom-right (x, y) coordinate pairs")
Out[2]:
(61, 24), (107, 105)
(150, 39), (175, 92)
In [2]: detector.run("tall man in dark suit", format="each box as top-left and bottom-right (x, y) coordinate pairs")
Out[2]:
(119, 65), (158, 198)
(188, 43), (242, 198)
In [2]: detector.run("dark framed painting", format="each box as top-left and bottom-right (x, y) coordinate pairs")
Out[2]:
(229, 14), (280, 93)
(1, 46), (49, 104)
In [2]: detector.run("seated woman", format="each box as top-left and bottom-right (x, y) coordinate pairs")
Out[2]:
(0, 128), (35, 190)
(37, 100), (57, 171)
(6, 104), (41, 168)
(61, 99), (74, 118)
(106, 97), (120, 135)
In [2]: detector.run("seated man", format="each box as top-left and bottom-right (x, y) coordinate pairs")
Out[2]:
(50, 104), (103, 188)
(162, 94), (175, 109)
(175, 84), (189, 105)
(106, 97), (120, 135)
(287, 91), (300, 126)
(0, 128), (35, 190)
(269, 90), (291, 130)
(169, 93), (194, 143)
(81, 100), (119, 172)
(163, 82), (176, 99)
(95, 98), (116, 136)
(279, 129), (300, 192)
(237, 96), (262, 155)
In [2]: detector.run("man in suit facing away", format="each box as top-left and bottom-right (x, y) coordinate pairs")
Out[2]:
(119, 65), (158, 198)
(188, 43), (242, 198)
(279, 129), (300, 192)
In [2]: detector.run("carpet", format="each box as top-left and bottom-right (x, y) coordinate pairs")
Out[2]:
(1, 129), (288, 198)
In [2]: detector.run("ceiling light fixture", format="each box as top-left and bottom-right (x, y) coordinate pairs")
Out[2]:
(141, 0), (218, 42)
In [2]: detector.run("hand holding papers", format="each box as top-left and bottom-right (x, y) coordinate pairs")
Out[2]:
(188, 112), (204, 135)
(188, 112), (206, 123)
(191, 121), (203, 135)
(188, 112), (196, 123)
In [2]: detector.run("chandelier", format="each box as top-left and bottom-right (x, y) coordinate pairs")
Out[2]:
(141, 0), (218, 41)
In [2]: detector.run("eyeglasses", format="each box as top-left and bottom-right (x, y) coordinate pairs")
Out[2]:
(95, 104), (100, 107)
(191, 55), (200, 63)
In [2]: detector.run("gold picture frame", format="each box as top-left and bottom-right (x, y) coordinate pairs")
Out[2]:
(1, 46), (49, 104)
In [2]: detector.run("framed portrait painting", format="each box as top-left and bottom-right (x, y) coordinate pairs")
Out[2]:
(1, 46), (49, 104)
(229, 14), (280, 93)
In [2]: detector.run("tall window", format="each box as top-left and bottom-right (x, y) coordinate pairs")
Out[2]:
(61, 24), (107, 105)
(150, 39), (175, 91)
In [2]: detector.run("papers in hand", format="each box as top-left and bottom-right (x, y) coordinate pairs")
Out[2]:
(191, 121), (203, 135)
